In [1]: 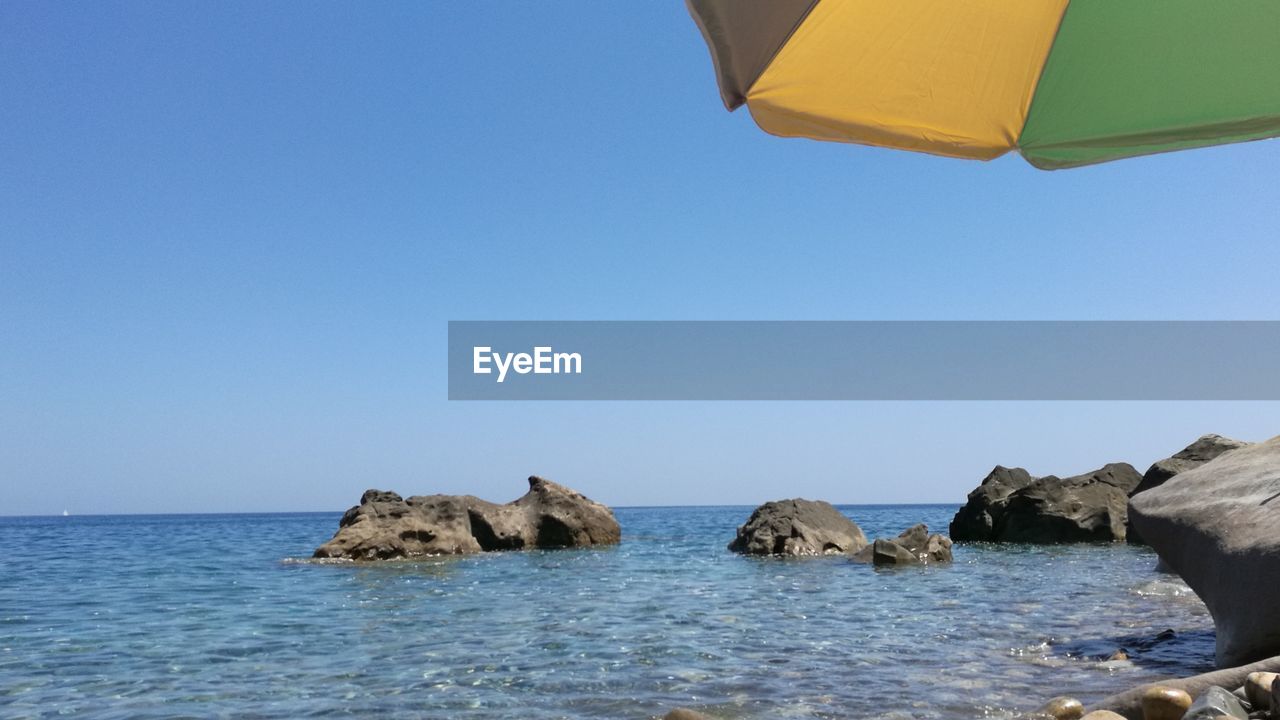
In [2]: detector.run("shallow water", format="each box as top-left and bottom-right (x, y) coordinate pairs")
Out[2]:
(0, 506), (1214, 719)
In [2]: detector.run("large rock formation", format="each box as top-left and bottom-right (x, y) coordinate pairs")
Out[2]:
(1132, 434), (1252, 497)
(949, 466), (1035, 540)
(1126, 434), (1251, 543)
(950, 463), (1142, 543)
(853, 523), (953, 566)
(1130, 435), (1280, 666)
(313, 476), (621, 560)
(728, 499), (868, 556)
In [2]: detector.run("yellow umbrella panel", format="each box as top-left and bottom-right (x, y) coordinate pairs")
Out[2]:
(688, 0), (1280, 169)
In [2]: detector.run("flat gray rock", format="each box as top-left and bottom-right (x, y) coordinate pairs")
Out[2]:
(1130, 435), (1280, 666)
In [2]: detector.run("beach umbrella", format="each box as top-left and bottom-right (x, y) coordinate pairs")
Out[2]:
(686, 0), (1280, 169)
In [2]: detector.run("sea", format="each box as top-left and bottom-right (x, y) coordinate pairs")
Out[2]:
(0, 505), (1215, 719)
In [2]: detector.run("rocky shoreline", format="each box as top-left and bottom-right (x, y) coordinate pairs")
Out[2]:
(311, 433), (1279, 720)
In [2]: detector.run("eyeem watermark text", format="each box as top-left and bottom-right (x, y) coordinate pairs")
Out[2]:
(473, 346), (582, 383)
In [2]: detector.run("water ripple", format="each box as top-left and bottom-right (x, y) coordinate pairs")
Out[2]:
(0, 507), (1214, 719)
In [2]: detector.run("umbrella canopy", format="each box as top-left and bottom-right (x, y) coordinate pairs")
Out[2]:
(687, 0), (1280, 169)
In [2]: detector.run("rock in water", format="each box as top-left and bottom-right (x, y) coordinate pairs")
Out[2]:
(1129, 435), (1280, 666)
(949, 466), (1035, 540)
(1182, 686), (1248, 720)
(999, 464), (1142, 543)
(313, 476), (621, 560)
(1127, 434), (1251, 543)
(663, 710), (713, 720)
(868, 538), (919, 565)
(853, 523), (954, 566)
(728, 499), (868, 556)
(1141, 686), (1193, 720)
(1080, 711), (1126, 720)
(951, 463), (1142, 543)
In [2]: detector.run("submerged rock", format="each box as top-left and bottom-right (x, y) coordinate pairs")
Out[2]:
(313, 476), (621, 560)
(1126, 434), (1251, 543)
(728, 499), (868, 556)
(853, 523), (953, 566)
(1105, 649), (1130, 662)
(951, 463), (1142, 543)
(1129, 435), (1280, 666)
(662, 710), (713, 720)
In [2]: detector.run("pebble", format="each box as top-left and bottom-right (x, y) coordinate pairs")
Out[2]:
(1038, 696), (1085, 720)
(1244, 671), (1276, 710)
(1081, 711), (1126, 720)
(1142, 685), (1193, 720)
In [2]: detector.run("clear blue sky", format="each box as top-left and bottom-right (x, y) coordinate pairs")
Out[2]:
(2, 2), (1278, 515)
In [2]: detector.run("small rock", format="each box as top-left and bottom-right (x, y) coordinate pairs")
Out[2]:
(1081, 711), (1127, 720)
(869, 538), (920, 565)
(1038, 696), (1085, 720)
(1107, 648), (1130, 662)
(1184, 686), (1249, 720)
(853, 523), (954, 565)
(1142, 685), (1193, 720)
(1244, 672), (1276, 710)
(921, 530), (955, 563)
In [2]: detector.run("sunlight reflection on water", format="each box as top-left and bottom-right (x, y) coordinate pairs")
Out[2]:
(0, 507), (1213, 719)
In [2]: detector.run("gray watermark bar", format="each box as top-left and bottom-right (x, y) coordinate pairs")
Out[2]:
(447, 321), (1280, 401)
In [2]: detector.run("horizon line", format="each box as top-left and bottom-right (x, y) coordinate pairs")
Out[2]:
(0, 501), (962, 520)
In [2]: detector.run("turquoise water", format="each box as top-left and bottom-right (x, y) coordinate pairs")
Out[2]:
(0, 505), (1214, 719)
